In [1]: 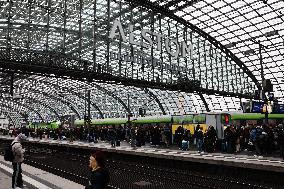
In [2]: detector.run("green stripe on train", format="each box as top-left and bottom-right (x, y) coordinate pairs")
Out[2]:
(231, 113), (284, 120)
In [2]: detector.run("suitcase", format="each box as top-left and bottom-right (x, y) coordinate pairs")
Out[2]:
(181, 140), (189, 151)
(136, 141), (141, 147)
(116, 140), (120, 146)
(221, 142), (226, 152)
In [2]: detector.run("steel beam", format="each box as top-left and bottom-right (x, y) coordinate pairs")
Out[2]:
(144, 88), (166, 115)
(0, 61), (254, 99)
(0, 0), (261, 98)
(0, 99), (44, 122)
(22, 97), (61, 120)
(198, 93), (210, 112)
(125, 0), (261, 90)
(1, 111), (20, 128)
(24, 78), (104, 119)
(0, 107), (25, 118)
(92, 83), (132, 115)
(17, 88), (81, 119)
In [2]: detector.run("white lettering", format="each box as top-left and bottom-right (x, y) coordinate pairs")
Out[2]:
(181, 41), (193, 59)
(129, 25), (140, 46)
(152, 32), (164, 51)
(141, 29), (153, 48)
(165, 39), (180, 58)
(108, 20), (194, 60)
(109, 20), (127, 42)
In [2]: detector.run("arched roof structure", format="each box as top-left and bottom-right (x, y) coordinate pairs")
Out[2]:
(0, 0), (283, 125)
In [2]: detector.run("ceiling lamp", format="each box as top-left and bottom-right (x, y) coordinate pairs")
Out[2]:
(265, 30), (278, 37)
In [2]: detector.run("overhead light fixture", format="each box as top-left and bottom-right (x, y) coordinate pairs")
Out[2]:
(224, 42), (237, 48)
(243, 49), (255, 55)
(265, 30), (278, 37)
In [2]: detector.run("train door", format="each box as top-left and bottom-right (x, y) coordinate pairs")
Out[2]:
(205, 113), (230, 139)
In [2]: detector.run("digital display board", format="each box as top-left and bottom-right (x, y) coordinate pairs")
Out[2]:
(273, 104), (284, 113)
(251, 101), (264, 113)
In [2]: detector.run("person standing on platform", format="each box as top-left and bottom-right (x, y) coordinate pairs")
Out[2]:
(224, 125), (237, 153)
(175, 126), (183, 149)
(195, 126), (204, 153)
(108, 126), (117, 147)
(86, 150), (110, 189)
(130, 127), (137, 147)
(204, 125), (217, 153)
(11, 133), (27, 189)
(278, 124), (284, 160)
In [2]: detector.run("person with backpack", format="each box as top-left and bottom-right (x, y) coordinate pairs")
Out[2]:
(11, 133), (27, 189)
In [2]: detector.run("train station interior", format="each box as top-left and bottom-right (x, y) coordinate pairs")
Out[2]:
(0, 0), (284, 188)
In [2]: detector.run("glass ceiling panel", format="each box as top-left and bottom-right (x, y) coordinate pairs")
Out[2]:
(170, 0), (284, 99)
(0, 0), (283, 121)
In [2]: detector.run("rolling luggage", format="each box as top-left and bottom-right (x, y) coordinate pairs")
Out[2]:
(181, 140), (189, 151)
(221, 142), (226, 152)
(116, 140), (120, 146)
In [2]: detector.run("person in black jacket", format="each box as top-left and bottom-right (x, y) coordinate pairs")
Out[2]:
(195, 126), (204, 153)
(224, 125), (237, 153)
(278, 125), (284, 160)
(86, 150), (110, 189)
(204, 125), (217, 153)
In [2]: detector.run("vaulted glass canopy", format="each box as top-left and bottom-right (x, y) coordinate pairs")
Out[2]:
(0, 0), (283, 126)
(154, 0), (284, 97)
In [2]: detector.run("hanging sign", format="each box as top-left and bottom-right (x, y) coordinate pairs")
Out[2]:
(108, 20), (193, 74)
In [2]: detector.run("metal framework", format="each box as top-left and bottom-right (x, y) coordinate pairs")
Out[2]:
(0, 110), (24, 127)
(144, 88), (166, 115)
(24, 77), (105, 119)
(0, 0), (283, 122)
(0, 99), (44, 122)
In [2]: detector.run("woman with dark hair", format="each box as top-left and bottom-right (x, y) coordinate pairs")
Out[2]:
(86, 150), (110, 189)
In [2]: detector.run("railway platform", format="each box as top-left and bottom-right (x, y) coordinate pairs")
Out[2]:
(0, 155), (84, 189)
(1, 135), (284, 173)
(1, 135), (284, 188)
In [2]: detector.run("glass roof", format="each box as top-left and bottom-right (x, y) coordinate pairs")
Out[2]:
(0, 73), (243, 125)
(161, 0), (284, 95)
(0, 0), (283, 125)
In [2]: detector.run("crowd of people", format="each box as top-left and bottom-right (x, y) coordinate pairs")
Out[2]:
(2, 125), (173, 148)
(1, 123), (284, 159)
(223, 124), (284, 158)
(2, 123), (284, 188)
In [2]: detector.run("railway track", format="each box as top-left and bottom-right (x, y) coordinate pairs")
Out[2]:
(1, 140), (283, 189)
(23, 146), (282, 189)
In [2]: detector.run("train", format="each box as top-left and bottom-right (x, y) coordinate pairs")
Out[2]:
(26, 121), (60, 130)
(23, 113), (284, 140)
(74, 113), (284, 139)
